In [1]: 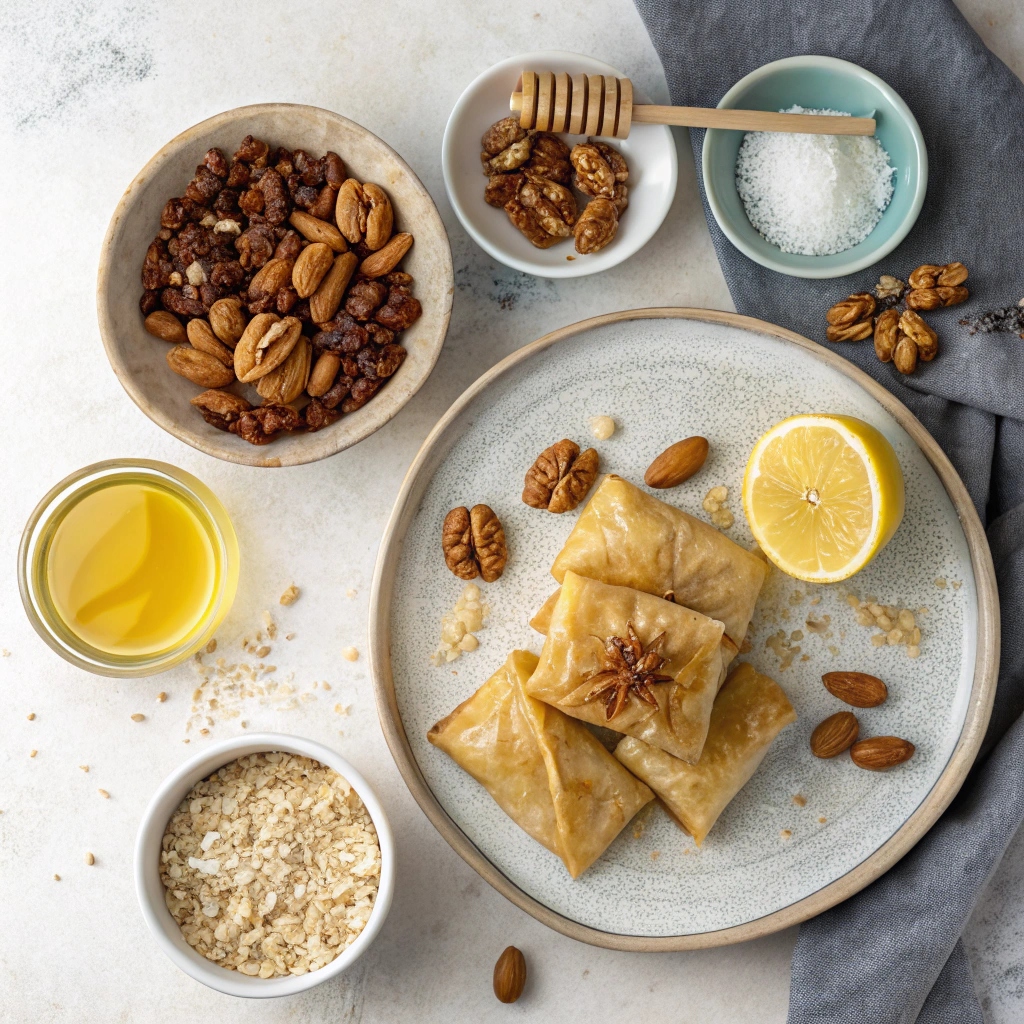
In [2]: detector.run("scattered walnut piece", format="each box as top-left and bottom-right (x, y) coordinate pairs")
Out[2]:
(342, 647), (359, 662)
(279, 584), (300, 606)
(702, 485), (735, 529)
(27, 712), (35, 721)
(845, 590), (924, 658)
(131, 713), (145, 722)
(432, 583), (490, 666)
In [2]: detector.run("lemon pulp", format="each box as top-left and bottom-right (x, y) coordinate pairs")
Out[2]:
(46, 482), (216, 656)
(742, 414), (905, 583)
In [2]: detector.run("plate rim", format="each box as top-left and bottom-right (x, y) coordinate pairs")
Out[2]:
(369, 307), (999, 950)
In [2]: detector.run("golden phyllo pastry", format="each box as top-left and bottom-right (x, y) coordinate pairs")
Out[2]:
(548, 475), (767, 649)
(525, 572), (727, 762)
(428, 650), (653, 878)
(615, 662), (796, 846)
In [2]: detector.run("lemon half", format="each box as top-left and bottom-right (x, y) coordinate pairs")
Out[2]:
(742, 414), (905, 583)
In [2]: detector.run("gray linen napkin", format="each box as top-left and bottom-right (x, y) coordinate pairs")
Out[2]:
(630, 1), (1024, 1020)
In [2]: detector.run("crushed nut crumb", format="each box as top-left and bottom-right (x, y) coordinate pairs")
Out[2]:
(934, 577), (946, 589)
(29, 750), (37, 758)
(54, 874), (61, 881)
(131, 713), (146, 722)
(341, 647), (359, 663)
(649, 850), (661, 861)
(27, 712), (35, 721)
(780, 829), (792, 840)
(345, 588), (357, 599)
(158, 692), (168, 702)
(819, 817), (827, 824)
(279, 584), (300, 606)
(702, 485), (734, 529)
(588, 415), (616, 440)
(98, 789), (110, 799)
(432, 583), (490, 666)
(85, 852), (95, 865)
(792, 794), (807, 807)
(160, 752), (380, 978)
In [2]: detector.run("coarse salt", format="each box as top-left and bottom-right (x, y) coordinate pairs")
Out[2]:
(735, 106), (895, 255)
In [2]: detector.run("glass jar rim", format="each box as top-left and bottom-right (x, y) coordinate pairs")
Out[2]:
(19, 459), (239, 677)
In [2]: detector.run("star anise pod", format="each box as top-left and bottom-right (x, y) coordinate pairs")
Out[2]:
(583, 622), (673, 720)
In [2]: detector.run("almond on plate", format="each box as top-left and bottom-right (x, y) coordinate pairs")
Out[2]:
(822, 671), (888, 708)
(645, 436), (710, 488)
(810, 711), (859, 758)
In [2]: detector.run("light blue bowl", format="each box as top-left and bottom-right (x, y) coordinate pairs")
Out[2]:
(702, 55), (927, 279)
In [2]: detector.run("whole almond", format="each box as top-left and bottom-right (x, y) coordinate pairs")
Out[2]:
(307, 351), (341, 397)
(850, 736), (915, 771)
(144, 310), (186, 343)
(289, 210), (347, 252)
(186, 319), (235, 367)
(257, 336), (311, 404)
(644, 436), (710, 488)
(359, 232), (413, 278)
(166, 345), (235, 388)
(234, 314), (303, 382)
(309, 252), (358, 324)
(190, 389), (251, 420)
(363, 182), (394, 250)
(810, 711), (859, 758)
(234, 313), (279, 379)
(493, 946), (526, 1004)
(208, 296), (248, 347)
(335, 179), (368, 243)
(292, 242), (334, 298)
(248, 258), (295, 303)
(822, 671), (888, 708)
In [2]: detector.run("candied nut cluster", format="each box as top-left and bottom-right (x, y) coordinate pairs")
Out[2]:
(824, 262), (969, 375)
(480, 118), (629, 256)
(139, 136), (422, 444)
(160, 752), (380, 978)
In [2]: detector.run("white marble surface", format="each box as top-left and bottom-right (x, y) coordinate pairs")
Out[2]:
(0, 1), (1021, 1021)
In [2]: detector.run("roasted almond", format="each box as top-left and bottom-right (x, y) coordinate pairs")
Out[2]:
(822, 671), (888, 708)
(247, 258), (295, 302)
(810, 711), (859, 758)
(309, 252), (358, 325)
(292, 242), (334, 298)
(144, 310), (186, 343)
(234, 314), (303, 383)
(166, 345), (235, 389)
(307, 351), (341, 397)
(190, 389), (251, 421)
(644, 436), (710, 488)
(492, 946), (526, 1004)
(289, 210), (347, 252)
(850, 736), (915, 770)
(335, 179), (367, 243)
(256, 336), (311, 404)
(186, 318), (234, 367)
(359, 232), (413, 278)
(362, 182), (394, 250)
(208, 296), (247, 348)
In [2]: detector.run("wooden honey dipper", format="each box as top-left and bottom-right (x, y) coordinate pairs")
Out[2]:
(510, 71), (876, 139)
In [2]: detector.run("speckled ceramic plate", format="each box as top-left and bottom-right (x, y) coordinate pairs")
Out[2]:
(370, 309), (998, 950)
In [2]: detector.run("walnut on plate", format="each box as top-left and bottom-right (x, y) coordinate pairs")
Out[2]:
(573, 198), (619, 255)
(442, 505), (507, 582)
(523, 439), (600, 513)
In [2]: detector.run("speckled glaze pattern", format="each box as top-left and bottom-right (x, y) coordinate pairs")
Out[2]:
(387, 316), (977, 938)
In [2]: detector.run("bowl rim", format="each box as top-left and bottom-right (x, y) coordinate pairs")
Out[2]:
(441, 49), (678, 279)
(97, 102), (453, 467)
(701, 55), (928, 279)
(134, 732), (395, 998)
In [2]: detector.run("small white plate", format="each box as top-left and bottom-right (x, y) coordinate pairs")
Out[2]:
(371, 309), (997, 950)
(442, 51), (678, 278)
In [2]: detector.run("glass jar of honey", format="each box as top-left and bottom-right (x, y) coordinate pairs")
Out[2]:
(19, 460), (239, 676)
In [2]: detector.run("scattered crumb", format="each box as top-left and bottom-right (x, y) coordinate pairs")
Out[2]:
(342, 647), (359, 662)
(206, 639), (217, 654)
(792, 794), (807, 807)
(333, 704), (351, 716)
(846, 590), (924, 658)
(200, 727), (209, 736)
(157, 692), (167, 702)
(98, 789), (110, 799)
(432, 584), (490, 666)
(285, 633), (296, 641)
(780, 829), (792, 840)
(789, 591), (804, 605)
(566, 254), (576, 260)
(1, 649), (10, 657)
(934, 577), (946, 589)
(806, 615), (831, 635)
(739, 638), (753, 654)
(27, 713), (35, 721)
(254, 645), (271, 659)
(683, 848), (692, 855)
(952, 580), (962, 590)
(650, 850), (661, 861)
(131, 713), (145, 722)
(54, 874), (61, 881)
(345, 588), (357, 599)
(85, 852), (95, 866)
(322, 681), (331, 691)
(280, 584), (300, 605)
(828, 645), (839, 657)
(29, 750), (37, 758)
(766, 630), (800, 670)
(809, 595), (821, 606)
(588, 415), (616, 441)
(79, 765), (89, 772)
(632, 818), (646, 839)
(818, 817), (827, 824)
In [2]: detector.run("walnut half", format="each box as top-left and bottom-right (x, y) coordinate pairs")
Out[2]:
(442, 505), (507, 582)
(522, 439), (600, 513)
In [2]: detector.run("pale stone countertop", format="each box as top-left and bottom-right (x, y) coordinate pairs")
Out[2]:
(1, 1), (1021, 1021)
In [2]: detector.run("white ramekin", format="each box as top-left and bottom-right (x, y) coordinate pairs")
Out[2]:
(134, 733), (395, 998)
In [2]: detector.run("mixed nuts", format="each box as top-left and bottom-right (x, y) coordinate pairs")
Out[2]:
(139, 136), (422, 444)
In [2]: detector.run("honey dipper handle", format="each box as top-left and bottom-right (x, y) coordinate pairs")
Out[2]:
(631, 104), (876, 136)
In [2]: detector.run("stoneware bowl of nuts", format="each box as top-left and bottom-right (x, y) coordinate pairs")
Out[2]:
(442, 50), (677, 279)
(135, 733), (395, 998)
(98, 104), (453, 467)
